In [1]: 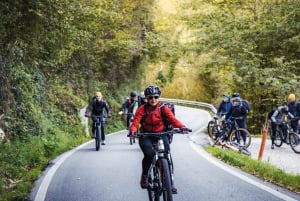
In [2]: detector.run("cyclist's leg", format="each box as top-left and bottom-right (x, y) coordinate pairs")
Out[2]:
(101, 118), (105, 141)
(270, 122), (277, 148)
(238, 119), (246, 144)
(139, 137), (155, 188)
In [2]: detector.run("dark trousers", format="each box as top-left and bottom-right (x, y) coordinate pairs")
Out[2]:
(139, 135), (170, 175)
(271, 122), (278, 144)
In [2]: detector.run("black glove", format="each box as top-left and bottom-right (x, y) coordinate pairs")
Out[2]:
(181, 127), (192, 134)
(128, 131), (137, 137)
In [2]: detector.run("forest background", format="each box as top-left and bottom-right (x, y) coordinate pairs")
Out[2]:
(0, 0), (299, 200)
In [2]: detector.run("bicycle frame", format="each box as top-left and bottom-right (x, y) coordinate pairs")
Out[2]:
(132, 128), (192, 201)
(228, 118), (252, 148)
(92, 115), (105, 151)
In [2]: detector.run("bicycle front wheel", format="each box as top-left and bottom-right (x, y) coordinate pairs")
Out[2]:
(160, 158), (173, 201)
(147, 165), (160, 201)
(95, 125), (101, 151)
(207, 120), (216, 140)
(228, 128), (251, 148)
(289, 132), (300, 154)
(274, 128), (283, 147)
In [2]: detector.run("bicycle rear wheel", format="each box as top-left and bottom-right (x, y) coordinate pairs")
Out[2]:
(160, 158), (173, 201)
(95, 125), (101, 151)
(228, 128), (251, 148)
(289, 132), (300, 154)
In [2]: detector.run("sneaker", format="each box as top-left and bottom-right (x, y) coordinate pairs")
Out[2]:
(271, 144), (274, 149)
(101, 140), (106, 145)
(172, 187), (178, 194)
(140, 174), (149, 189)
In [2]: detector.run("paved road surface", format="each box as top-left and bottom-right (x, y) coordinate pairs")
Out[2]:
(30, 106), (300, 201)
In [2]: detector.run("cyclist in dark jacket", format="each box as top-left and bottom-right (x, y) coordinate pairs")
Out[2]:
(225, 97), (248, 144)
(216, 94), (232, 116)
(129, 85), (188, 193)
(85, 92), (111, 145)
(120, 91), (139, 129)
(287, 93), (300, 133)
(270, 105), (292, 149)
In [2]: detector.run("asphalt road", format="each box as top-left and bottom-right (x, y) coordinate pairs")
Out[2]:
(30, 106), (300, 201)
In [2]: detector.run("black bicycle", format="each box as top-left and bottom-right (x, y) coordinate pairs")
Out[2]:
(207, 113), (228, 142)
(228, 117), (252, 148)
(132, 128), (192, 201)
(87, 115), (106, 151)
(289, 131), (300, 154)
(273, 121), (291, 147)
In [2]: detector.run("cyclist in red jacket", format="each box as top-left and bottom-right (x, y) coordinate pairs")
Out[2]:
(129, 85), (188, 192)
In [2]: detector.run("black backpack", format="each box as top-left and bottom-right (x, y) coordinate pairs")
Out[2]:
(160, 103), (175, 130)
(241, 99), (251, 113)
(268, 107), (277, 120)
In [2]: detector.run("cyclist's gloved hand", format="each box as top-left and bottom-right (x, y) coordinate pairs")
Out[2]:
(128, 130), (137, 137)
(107, 113), (112, 118)
(181, 127), (192, 134)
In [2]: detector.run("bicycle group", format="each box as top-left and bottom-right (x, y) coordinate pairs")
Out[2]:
(208, 93), (300, 155)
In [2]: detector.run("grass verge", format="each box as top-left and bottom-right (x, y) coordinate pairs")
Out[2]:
(204, 145), (300, 195)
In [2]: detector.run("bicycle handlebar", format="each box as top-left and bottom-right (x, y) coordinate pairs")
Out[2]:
(129, 128), (192, 138)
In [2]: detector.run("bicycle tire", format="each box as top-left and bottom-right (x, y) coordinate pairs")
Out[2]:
(228, 128), (251, 148)
(289, 132), (300, 154)
(159, 158), (173, 201)
(147, 165), (160, 201)
(95, 125), (101, 151)
(274, 128), (283, 147)
(207, 120), (216, 139)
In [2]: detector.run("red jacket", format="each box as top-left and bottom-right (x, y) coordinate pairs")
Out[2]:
(130, 102), (185, 133)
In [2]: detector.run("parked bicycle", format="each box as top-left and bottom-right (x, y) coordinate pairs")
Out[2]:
(227, 117), (252, 148)
(216, 139), (251, 156)
(207, 113), (228, 142)
(131, 128), (192, 201)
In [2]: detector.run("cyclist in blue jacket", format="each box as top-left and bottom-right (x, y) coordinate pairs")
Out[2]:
(225, 97), (248, 144)
(216, 94), (232, 116)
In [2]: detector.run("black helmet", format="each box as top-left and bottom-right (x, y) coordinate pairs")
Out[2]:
(130, 92), (137, 97)
(281, 105), (289, 113)
(232, 97), (241, 102)
(232, 92), (240, 98)
(144, 85), (161, 96)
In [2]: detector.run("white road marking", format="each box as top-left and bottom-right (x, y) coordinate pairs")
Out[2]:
(34, 130), (124, 201)
(190, 142), (298, 201)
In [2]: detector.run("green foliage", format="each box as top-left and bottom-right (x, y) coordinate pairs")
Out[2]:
(180, 0), (300, 132)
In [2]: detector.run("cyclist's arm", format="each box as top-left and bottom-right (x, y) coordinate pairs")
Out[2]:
(132, 101), (138, 115)
(129, 106), (145, 132)
(270, 110), (279, 123)
(85, 99), (94, 115)
(103, 100), (111, 115)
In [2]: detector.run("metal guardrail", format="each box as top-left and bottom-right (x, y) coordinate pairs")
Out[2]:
(160, 98), (217, 115)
